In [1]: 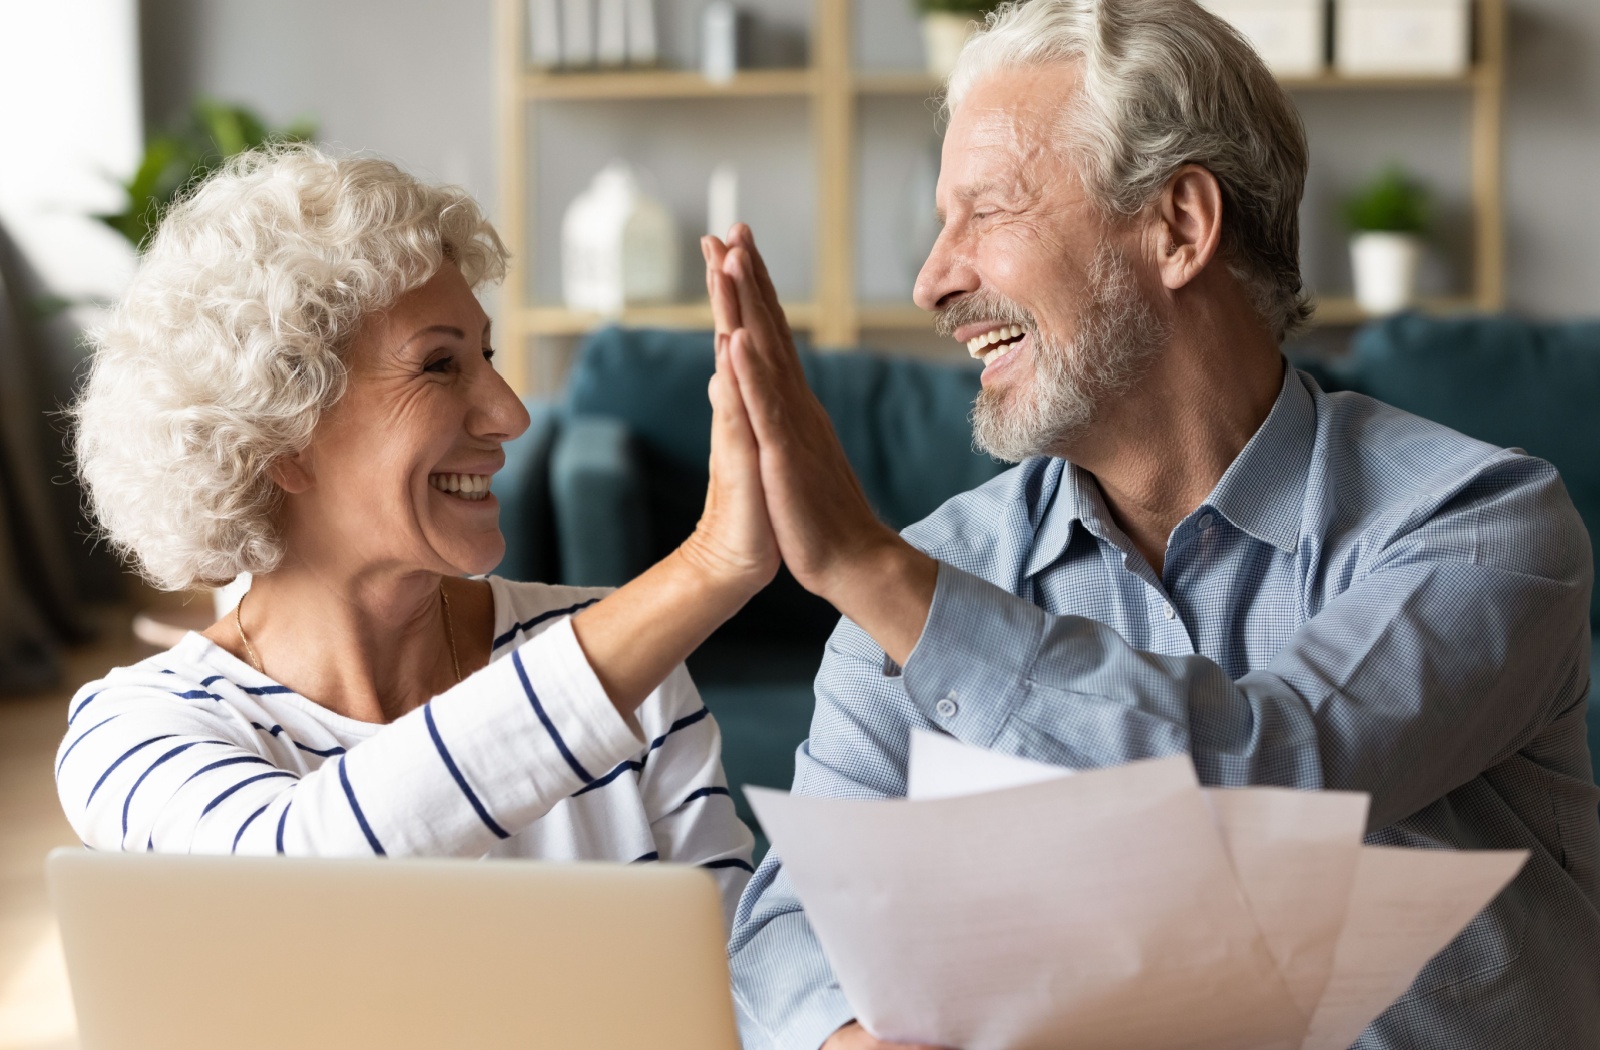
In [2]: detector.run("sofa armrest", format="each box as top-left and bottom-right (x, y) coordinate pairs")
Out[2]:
(550, 414), (653, 587)
(493, 400), (560, 583)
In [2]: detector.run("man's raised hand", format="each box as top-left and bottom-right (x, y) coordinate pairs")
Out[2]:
(703, 225), (938, 667)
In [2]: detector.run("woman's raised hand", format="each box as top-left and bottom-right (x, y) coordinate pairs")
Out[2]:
(674, 238), (781, 599)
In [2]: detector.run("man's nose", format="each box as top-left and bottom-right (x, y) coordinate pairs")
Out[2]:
(913, 226), (973, 314)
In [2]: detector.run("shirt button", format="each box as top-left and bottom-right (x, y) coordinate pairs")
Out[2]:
(935, 694), (959, 719)
(1197, 514), (1214, 531)
(1163, 602), (1176, 620)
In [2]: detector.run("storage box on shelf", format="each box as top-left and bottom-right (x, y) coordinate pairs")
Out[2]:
(1200, 0), (1327, 77)
(495, 0), (1506, 396)
(1336, 0), (1472, 77)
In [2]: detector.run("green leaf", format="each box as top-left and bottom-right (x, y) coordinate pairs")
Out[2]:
(1342, 166), (1431, 235)
(94, 99), (320, 250)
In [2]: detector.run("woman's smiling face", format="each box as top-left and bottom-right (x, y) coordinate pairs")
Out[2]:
(274, 263), (531, 581)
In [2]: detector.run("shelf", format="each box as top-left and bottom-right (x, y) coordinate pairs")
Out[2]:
(1279, 70), (1485, 92)
(523, 68), (815, 100)
(519, 301), (819, 336)
(855, 72), (944, 96)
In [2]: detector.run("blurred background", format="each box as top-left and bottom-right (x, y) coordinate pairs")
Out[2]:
(2, 1), (1598, 1047)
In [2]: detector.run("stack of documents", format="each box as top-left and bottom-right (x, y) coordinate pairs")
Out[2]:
(746, 733), (1526, 1050)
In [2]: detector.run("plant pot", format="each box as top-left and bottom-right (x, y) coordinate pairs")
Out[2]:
(1349, 232), (1422, 316)
(922, 12), (983, 79)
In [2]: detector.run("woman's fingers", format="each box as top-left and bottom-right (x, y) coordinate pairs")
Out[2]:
(703, 236), (741, 336)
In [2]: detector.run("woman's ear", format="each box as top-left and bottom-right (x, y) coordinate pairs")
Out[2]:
(267, 453), (313, 495)
(1155, 164), (1225, 292)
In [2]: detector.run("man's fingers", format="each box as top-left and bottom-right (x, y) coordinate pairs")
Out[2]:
(726, 327), (787, 450)
(723, 247), (789, 368)
(728, 223), (784, 322)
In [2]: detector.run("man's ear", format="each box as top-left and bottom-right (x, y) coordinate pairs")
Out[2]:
(1153, 164), (1225, 292)
(267, 452), (313, 495)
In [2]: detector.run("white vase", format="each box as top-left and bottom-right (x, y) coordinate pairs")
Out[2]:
(1349, 232), (1422, 316)
(922, 12), (982, 79)
(561, 162), (679, 315)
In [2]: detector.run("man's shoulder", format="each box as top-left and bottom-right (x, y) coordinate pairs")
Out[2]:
(1308, 380), (1585, 573)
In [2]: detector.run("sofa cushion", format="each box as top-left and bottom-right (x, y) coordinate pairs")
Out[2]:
(1343, 314), (1600, 623)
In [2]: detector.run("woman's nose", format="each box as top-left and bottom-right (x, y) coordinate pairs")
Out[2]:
(473, 361), (531, 443)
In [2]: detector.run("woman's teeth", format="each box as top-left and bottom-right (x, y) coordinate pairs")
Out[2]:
(429, 473), (492, 501)
(966, 324), (1026, 363)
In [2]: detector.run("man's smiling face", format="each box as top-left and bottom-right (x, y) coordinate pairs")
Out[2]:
(914, 63), (1168, 462)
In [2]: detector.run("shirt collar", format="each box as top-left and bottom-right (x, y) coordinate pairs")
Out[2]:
(1022, 362), (1314, 576)
(1201, 363), (1315, 554)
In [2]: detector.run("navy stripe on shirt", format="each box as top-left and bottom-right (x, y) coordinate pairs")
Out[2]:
(424, 706), (510, 839)
(512, 650), (593, 783)
(121, 740), (225, 840)
(338, 756), (386, 856)
(200, 771), (295, 817)
(678, 785), (732, 808)
(56, 714), (120, 777)
(86, 735), (177, 805)
(249, 721), (346, 758)
(275, 801), (293, 855)
(573, 759), (643, 797)
(66, 691), (102, 727)
(179, 754), (275, 788)
(491, 598), (602, 652)
(702, 857), (755, 874)
(232, 801), (273, 853)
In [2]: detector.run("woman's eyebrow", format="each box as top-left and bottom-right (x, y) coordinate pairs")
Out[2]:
(401, 324), (466, 349)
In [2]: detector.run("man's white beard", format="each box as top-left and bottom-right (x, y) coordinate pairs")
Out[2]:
(969, 243), (1168, 463)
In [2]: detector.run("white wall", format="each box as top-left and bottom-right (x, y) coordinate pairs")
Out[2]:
(131, 0), (1600, 332)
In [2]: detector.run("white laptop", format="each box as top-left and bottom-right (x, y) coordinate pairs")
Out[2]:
(47, 849), (742, 1050)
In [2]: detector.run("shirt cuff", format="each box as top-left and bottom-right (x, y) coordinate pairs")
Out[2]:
(900, 560), (1048, 749)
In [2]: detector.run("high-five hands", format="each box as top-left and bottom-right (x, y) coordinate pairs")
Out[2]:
(700, 226), (938, 668)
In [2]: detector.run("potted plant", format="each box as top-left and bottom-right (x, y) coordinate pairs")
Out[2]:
(1341, 165), (1431, 316)
(98, 99), (315, 250)
(913, 0), (1000, 79)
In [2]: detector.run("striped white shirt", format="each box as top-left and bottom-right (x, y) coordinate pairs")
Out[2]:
(56, 577), (755, 923)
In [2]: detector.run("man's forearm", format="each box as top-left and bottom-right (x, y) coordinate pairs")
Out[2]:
(817, 534), (939, 668)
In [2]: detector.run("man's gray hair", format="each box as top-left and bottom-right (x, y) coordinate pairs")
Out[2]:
(947, 0), (1312, 340)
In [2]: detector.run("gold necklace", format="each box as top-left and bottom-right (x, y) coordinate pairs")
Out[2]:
(235, 580), (463, 684)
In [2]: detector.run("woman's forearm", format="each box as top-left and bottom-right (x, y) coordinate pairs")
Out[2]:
(570, 547), (754, 716)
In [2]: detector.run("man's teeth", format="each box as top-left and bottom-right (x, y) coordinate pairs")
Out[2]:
(966, 324), (1026, 362)
(429, 473), (492, 501)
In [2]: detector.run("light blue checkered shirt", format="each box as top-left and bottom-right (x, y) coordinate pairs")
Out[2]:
(730, 367), (1600, 1050)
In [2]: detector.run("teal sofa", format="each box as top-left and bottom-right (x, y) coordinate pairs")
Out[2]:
(1308, 314), (1600, 792)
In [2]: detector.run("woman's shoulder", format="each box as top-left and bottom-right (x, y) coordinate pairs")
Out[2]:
(484, 576), (614, 654)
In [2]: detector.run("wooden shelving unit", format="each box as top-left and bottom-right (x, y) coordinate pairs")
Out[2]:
(496, 0), (1505, 392)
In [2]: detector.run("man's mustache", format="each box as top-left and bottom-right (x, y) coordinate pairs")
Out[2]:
(934, 291), (1037, 340)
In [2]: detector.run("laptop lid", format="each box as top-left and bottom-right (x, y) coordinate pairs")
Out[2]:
(47, 850), (741, 1050)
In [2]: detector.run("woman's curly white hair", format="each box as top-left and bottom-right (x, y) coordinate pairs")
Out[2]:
(72, 143), (509, 590)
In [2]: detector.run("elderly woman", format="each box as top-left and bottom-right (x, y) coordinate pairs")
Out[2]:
(56, 144), (773, 920)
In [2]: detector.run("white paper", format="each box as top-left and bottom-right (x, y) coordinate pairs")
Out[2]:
(748, 733), (1529, 1050)
(749, 756), (1306, 1050)
(907, 733), (1370, 1020)
(1301, 846), (1528, 1050)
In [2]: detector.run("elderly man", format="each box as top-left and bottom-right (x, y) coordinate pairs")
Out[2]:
(707, 0), (1600, 1048)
